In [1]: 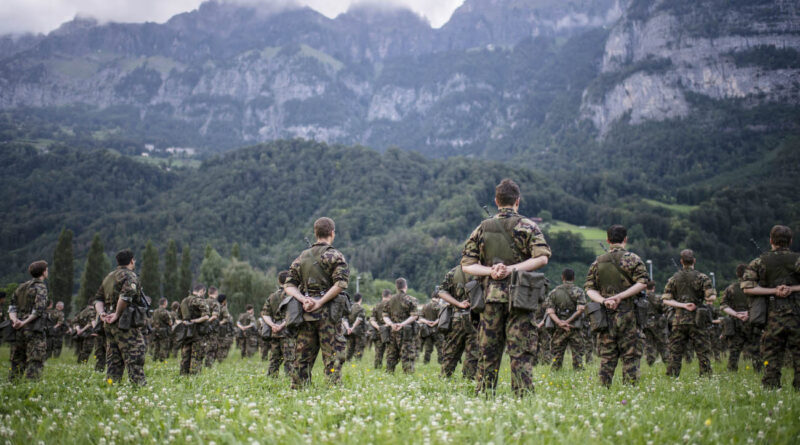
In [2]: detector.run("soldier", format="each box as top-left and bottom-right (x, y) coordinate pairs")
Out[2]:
(437, 265), (480, 380)
(661, 249), (716, 378)
(283, 217), (350, 388)
(642, 280), (668, 366)
(261, 271), (295, 376)
(152, 298), (172, 362)
(73, 303), (97, 364)
(534, 306), (551, 366)
(721, 265), (762, 372)
(92, 310), (107, 373)
(742, 225), (800, 389)
(204, 287), (222, 367)
(545, 268), (587, 371)
(369, 289), (392, 369)
(383, 278), (419, 374)
(45, 301), (65, 359)
(8, 261), (49, 380)
(344, 293), (366, 361)
(585, 225), (649, 387)
(169, 301), (181, 358)
(462, 179), (551, 396)
(216, 295), (234, 362)
(178, 285), (210, 375)
(92, 250), (147, 385)
(418, 294), (442, 364)
(237, 305), (259, 358)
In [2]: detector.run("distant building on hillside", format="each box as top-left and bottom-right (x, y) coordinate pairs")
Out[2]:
(166, 147), (196, 156)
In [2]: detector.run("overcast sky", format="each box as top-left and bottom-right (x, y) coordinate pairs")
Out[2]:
(0, 0), (466, 35)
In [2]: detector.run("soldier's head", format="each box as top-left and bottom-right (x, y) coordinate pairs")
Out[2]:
(680, 249), (695, 267)
(494, 179), (521, 209)
(736, 263), (747, 279)
(116, 249), (135, 269)
(192, 284), (206, 297)
(208, 286), (218, 298)
(561, 268), (575, 282)
(354, 293), (362, 303)
(171, 301), (180, 311)
(382, 289), (392, 300)
(395, 278), (407, 292)
(28, 260), (48, 279)
(159, 297), (167, 307)
(246, 304), (254, 314)
(217, 294), (227, 305)
(770, 225), (792, 248)
(278, 270), (290, 285)
(314, 217), (336, 242)
(646, 280), (656, 291)
(56, 301), (64, 310)
(607, 225), (627, 245)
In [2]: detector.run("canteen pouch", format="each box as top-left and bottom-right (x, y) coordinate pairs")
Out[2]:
(722, 317), (736, 337)
(694, 306), (712, 329)
(748, 297), (768, 328)
(0, 320), (16, 343)
(586, 301), (609, 333)
(379, 325), (391, 343)
(509, 271), (548, 312)
(466, 280), (485, 314)
(438, 305), (453, 333)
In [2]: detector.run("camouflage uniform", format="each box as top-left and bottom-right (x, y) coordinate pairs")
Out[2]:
(663, 266), (716, 378)
(204, 297), (222, 367)
(383, 291), (419, 374)
(286, 242), (350, 388)
(74, 305), (97, 364)
(151, 306), (172, 362)
(535, 305), (552, 366)
(94, 267), (148, 385)
(8, 278), (48, 380)
(371, 300), (390, 369)
(742, 247), (800, 389)
(545, 281), (586, 370)
(93, 322), (107, 373)
(720, 282), (763, 372)
(217, 305), (234, 362)
(585, 244), (649, 386)
(642, 290), (668, 366)
(438, 265), (479, 380)
(462, 207), (551, 396)
(262, 289), (295, 377)
(45, 307), (65, 359)
(345, 302), (367, 361)
(237, 312), (259, 358)
(179, 294), (210, 375)
(169, 309), (180, 358)
(419, 300), (442, 364)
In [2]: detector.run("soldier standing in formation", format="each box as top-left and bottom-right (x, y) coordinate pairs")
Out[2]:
(179, 284), (210, 375)
(283, 217), (350, 388)
(585, 225), (648, 387)
(742, 225), (800, 389)
(45, 301), (65, 359)
(418, 294), (443, 365)
(216, 294), (234, 362)
(642, 280), (668, 366)
(205, 287), (222, 367)
(237, 304), (258, 358)
(8, 261), (49, 380)
(545, 268), (586, 371)
(437, 265), (479, 380)
(383, 278), (419, 374)
(344, 293), (366, 361)
(720, 264), (760, 372)
(662, 249), (716, 378)
(152, 297), (173, 362)
(369, 289), (392, 369)
(261, 271), (294, 377)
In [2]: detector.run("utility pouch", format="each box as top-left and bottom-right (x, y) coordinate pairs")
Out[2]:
(466, 280), (485, 314)
(1, 320), (16, 343)
(402, 324), (415, 342)
(438, 305), (453, 333)
(748, 296), (768, 328)
(418, 323), (431, 338)
(280, 297), (305, 328)
(586, 301), (609, 333)
(695, 306), (712, 329)
(508, 270), (548, 312)
(174, 323), (195, 345)
(634, 294), (649, 329)
(722, 317), (736, 337)
(379, 325), (391, 343)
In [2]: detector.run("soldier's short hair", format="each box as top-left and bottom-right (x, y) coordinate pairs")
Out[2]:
(208, 286), (218, 295)
(354, 292), (362, 303)
(382, 289), (392, 298)
(770, 225), (792, 247)
(680, 249), (695, 265)
(736, 263), (747, 279)
(217, 294), (227, 303)
(28, 260), (48, 278)
(193, 284), (206, 293)
(278, 270), (290, 285)
(314, 217), (335, 239)
(159, 297), (167, 306)
(395, 278), (407, 291)
(171, 301), (180, 310)
(562, 268), (575, 281)
(607, 225), (627, 244)
(246, 304), (254, 311)
(116, 249), (134, 266)
(495, 179), (520, 207)
(646, 280), (656, 290)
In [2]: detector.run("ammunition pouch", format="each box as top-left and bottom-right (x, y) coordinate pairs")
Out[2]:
(586, 301), (609, 333)
(379, 325), (392, 343)
(438, 305), (453, 333)
(508, 270), (548, 312)
(748, 296), (768, 328)
(694, 306), (712, 329)
(466, 280), (485, 314)
(118, 305), (148, 331)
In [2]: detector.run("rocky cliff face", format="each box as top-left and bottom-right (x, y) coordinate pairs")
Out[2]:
(582, 0), (800, 135)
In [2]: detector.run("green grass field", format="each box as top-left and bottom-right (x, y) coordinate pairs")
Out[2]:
(642, 199), (699, 216)
(1, 345), (798, 444)
(546, 221), (607, 254)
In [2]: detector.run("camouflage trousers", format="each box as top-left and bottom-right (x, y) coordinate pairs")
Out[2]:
(267, 336), (296, 377)
(180, 337), (206, 375)
(476, 303), (538, 396)
(217, 334), (233, 362)
(597, 310), (642, 387)
(76, 337), (94, 363)
(46, 334), (63, 359)
(152, 335), (171, 362)
(667, 323), (711, 377)
(374, 339), (388, 369)
(536, 328), (551, 366)
(241, 334), (259, 358)
(760, 309), (800, 389)
(105, 324), (146, 385)
(440, 314), (479, 380)
(292, 318), (346, 388)
(346, 333), (366, 361)
(9, 330), (46, 380)
(205, 333), (220, 367)
(420, 332), (442, 364)
(386, 328), (417, 374)
(726, 321), (762, 372)
(643, 324), (668, 366)
(551, 326), (584, 371)
(94, 333), (107, 372)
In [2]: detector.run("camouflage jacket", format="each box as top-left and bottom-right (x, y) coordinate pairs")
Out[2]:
(371, 300), (389, 326)
(662, 266), (715, 325)
(420, 301), (440, 322)
(262, 290), (286, 323)
(237, 312), (257, 335)
(286, 242), (350, 296)
(720, 282), (748, 312)
(152, 307), (172, 329)
(9, 278), (48, 327)
(383, 292), (418, 324)
(544, 282), (586, 314)
(179, 294), (210, 321)
(347, 302), (366, 325)
(93, 266), (141, 311)
(585, 244), (649, 303)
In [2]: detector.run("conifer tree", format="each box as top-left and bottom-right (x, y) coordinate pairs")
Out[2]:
(77, 233), (107, 309)
(51, 228), (74, 313)
(141, 240), (161, 297)
(163, 240), (179, 301)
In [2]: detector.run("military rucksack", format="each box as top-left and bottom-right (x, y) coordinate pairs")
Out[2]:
(481, 216), (522, 267)
(298, 245), (334, 295)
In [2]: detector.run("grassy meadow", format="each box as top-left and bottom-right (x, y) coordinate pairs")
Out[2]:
(0, 345), (798, 444)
